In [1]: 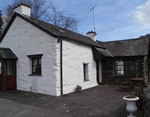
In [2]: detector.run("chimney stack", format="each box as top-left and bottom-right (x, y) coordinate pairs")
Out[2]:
(14, 3), (31, 17)
(86, 31), (96, 41)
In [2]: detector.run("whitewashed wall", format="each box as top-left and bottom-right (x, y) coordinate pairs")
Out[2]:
(0, 15), (102, 96)
(56, 40), (99, 95)
(0, 16), (60, 96)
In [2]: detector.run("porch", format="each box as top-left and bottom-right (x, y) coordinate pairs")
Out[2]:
(0, 48), (17, 91)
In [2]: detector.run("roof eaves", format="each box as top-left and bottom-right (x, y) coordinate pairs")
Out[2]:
(59, 35), (105, 49)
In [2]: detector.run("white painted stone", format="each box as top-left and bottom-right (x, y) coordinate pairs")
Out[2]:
(14, 5), (31, 17)
(0, 16), (59, 96)
(86, 32), (96, 41)
(56, 40), (101, 95)
(0, 15), (102, 96)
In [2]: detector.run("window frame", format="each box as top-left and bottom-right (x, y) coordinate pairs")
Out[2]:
(32, 58), (41, 74)
(83, 63), (89, 82)
(27, 54), (43, 75)
(114, 59), (135, 77)
(115, 60), (124, 76)
(124, 60), (135, 76)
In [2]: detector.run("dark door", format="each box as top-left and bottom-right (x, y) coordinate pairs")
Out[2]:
(3, 60), (16, 90)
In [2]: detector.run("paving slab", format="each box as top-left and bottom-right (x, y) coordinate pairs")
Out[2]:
(0, 98), (72, 117)
(0, 85), (143, 117)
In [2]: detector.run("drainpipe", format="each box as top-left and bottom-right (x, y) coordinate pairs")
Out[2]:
(60, 39), (63, 95)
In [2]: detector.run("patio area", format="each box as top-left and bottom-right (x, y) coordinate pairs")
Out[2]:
(0, 85), (143, 117)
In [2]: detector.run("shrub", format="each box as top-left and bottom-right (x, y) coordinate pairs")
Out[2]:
(132, 90), (145, 100)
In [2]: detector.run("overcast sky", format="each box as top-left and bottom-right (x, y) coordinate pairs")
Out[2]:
(0, 0), (150, 41)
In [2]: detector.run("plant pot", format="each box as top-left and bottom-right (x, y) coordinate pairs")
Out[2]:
(123, 96), (139, 117)
(136, 99), (143, 110)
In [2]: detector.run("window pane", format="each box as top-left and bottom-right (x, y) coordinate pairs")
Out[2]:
(125, 60), (135, 75)
(33, 65), (41, 74)
(115, 60), (124, 76)
(120, 61), (124, 65)
(0, 62), (2, 68)
(39, 59), (41, 65)
(36, 66), (41, 73)
(115, 61), (119, 65)
(33, 59), (37, 65)
(32, 58), (42, 74)
(120, 71), (124, 75)
(116, 71), (121, 76)
(7, 60), (11, 68)
(12, 61), (16, 67)
(117, 66), (124, 71)
(12, 68), (16, 75)
(7, 68), (11, 75)
(115, 60), (124, 65)
(83, 64), (89, 81)
(33, 65), (37, 73)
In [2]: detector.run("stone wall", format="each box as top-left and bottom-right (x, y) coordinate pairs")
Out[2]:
(102, 57), (146, 84)
(56, 40), (100, 95)
(102, 58), (114, 84)
(0, 16), (59, 96)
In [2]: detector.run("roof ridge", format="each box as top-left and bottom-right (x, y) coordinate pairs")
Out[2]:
(0, 13), (104, 48)
(29, 16), (93, 40)
(98, 35), (150, 43)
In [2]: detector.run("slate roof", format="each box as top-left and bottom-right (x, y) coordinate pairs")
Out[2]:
(0, 13), (105, 49)
(0, 48), (18, 59)
(97, 35), (150, 57)
(95, 48), (113, 57)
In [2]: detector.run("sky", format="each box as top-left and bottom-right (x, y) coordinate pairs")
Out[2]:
(0, 0), (150, 41)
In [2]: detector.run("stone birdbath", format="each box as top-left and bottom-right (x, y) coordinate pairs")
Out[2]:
(123, 95), (139, 117)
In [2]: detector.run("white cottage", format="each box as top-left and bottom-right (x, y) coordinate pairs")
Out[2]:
(0, 4), (111, 96)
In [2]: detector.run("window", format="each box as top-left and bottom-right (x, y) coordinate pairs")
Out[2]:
(27, 54), (43, 75)
(115, 60), (135, 76)
(83, 63), (89, 81)
(32, 58), (41, 74)
(115, 60), (124, 76)
(125, 60), (135, 76)
(3, 60), (16, 75)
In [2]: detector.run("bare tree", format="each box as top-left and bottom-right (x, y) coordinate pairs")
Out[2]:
(1, 0), (79, 32)
(3, 0), (49, 20)
(45, 3), (78, 31)
(0, 11), (3, 27)
(0, 10), (3, 36)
